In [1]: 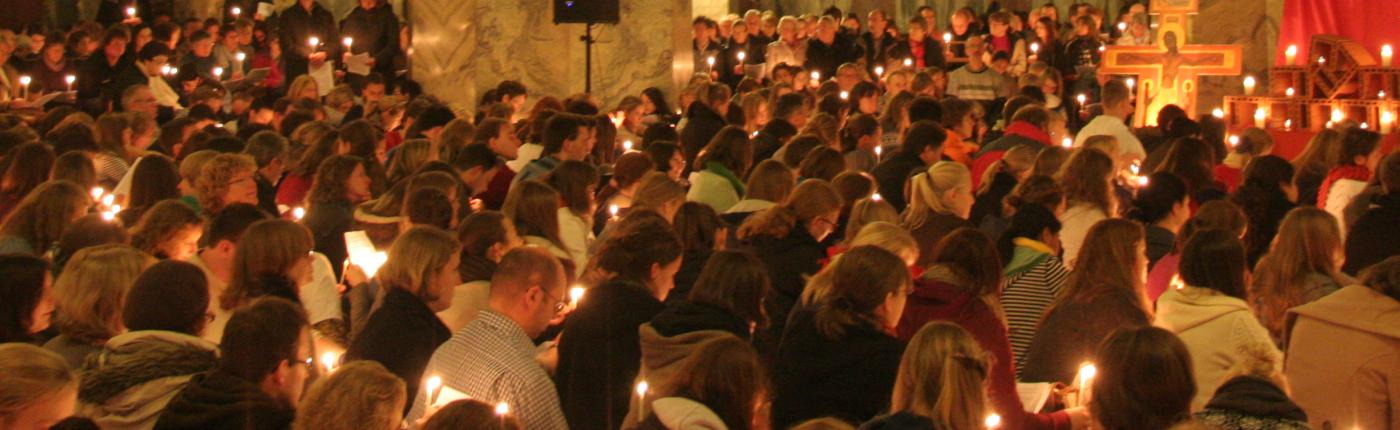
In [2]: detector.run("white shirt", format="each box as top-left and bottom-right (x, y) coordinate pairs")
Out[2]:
(508, 143), (544, 173)
(147, 75), (184, 109)
(1058, 203), (1107, 270)
(1074, 114), (1146, 161)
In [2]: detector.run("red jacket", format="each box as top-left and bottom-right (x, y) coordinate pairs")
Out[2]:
(896, 272), (1072, 430)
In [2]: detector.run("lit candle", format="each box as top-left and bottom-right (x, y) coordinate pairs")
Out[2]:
(17, 75), (30, 99)
(1228, 135), (1239, 148)
(1030, 42), (1040, 55)
(608, 204), (620, 219)
(810, 70), (821, 84)
(101, 193), (115, 208)
(169, 66), (178, 76)
(636, 381), (650, 419)
(495, 402), (510, 416)
(343, 37), (354, 50)
(871, 192), (883, 202)
(839, 91), (849, 100)
(125, 6), (136, 17)
(986, 413), (1003, 429)
(1242, 76), (1256, 95)
(292, 206), (306, 220)
(1381, 111), (1394, 134)
(101, 210), (116, 222)
(235, 52), (246, 63)
(1171, 274), (1185, 290)
(64, 75), (75, 93)
(425, 376), (443, 407)
(1098, 45), (1106, 53)
(1076, 93), (1087, 106)
(90, 187), (105, 201)
(319, 352), (339, 373)
(1318, 56), (1326, 65)
(903, 57), (913, 67)
(1077, 363), (1098, 406)
(706, 56), (715, 74)
(1331, 108), (1346, 123)
(1383, 44), (1394, 67)
(231, 6), (241, 17)
(1285, 44), (1297, 65)
(737, 51), (746, 62)
(1380, 90), (1388, 100)
(1254, 107), (1268, 128)
(1361, 122), (1370, 130)
(942, 32), (953, 53)
(1126, 78), (1135, 91)
(1061, 137), (1073, 148)
(308, 37), (320, 52)
(1285, 119), (1293, 130)
(874, 145), (882, 158)
(1135, 175), (1149, 187)
(110, 204), (121, 214)
(1285, 87), (1295, 97)
(570, 286), (586, 305)
(622, 140), (634, 152)
(1117, 22), (1127, 32)
(1212, 108), (1225, 119)
(212, 67), (224, 80)
(160, 65), (171, 76)
(874, 66), (884, 77)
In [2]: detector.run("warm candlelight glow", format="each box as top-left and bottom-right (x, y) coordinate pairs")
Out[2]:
(570, 286), (586, 304)
(212, 67), (224, 78)
(125, 6), (136, 17)
(1117, 22), (1127, 32)
(706, 56), (715, 67)
(1228, 135), (1240, 147)
(1254, 107), (1268, 128)
(308, 37), (320, 48)
(874, 145), (882, 157)
(737, 51), (746, 62)
(425, 376), (443, 406)
(903, 58), (913, 67)
(1318, 56), (1326, 65)
(810, 71), (821, 82)
(1383, 44), (1394, 67)
(1331, 108), (1346, 123)
(986, 414), (1003, 429)
(1242, 76), (1256, 95)
(1285, 87), (1295, 97)
(64, 75), (75, 85)
(839, 91), (849, 100)
(622, 140), (634, 152)
(1125, 78), (1135, 90)
(231, 6), (241, 16)
(235, 52), (246, 62)
(1285, 119), (1293, 130)
(636, 381), (649, 396)
(942, 32), (952, 43)
(1285, 44), (1298, 65)
(1361, 122), (1370, 130)
(343, 37), (354, 49)
(874, 66), (884, 77)
(1135, 175), (1149, 187)
(1061, 137), (1073, 148)
(1076, 94), (1087, 105)
(1030, 42), (1040, 54)
(18, 75), (30, 88)
(101, 194), (115, 208)
(1211, 108), (1225, 118)
(319, 352), (339, 372)
(292, 206), (306, 220)
(608, 204), (619, 218)
(1079, 363), (1097, 387)
(90, 187), (104, 201)
(495, 402), (510, 416)
(1381, 111), (1394, 134)
(872, 192), (883, 202)
(1380, 90), (1388, 100)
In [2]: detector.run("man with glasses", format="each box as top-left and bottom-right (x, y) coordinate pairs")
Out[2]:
(407, 247), (570, 429)
(155, 297), (312, 430)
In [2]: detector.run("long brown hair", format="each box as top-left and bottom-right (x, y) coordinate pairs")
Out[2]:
(928, 227), (1003, 299)
(1056, 147), (1116, 215)
(546, 160), (598, 217)
(1091, 326), (1195, 430)
(128, 199), (204, 258)
(1250, 207), (1345, 341)
(658, 337), (768, 430)
(221, 219), (313, 310)
(744, 159), (795, 202)
(807, 246), (911, 339)
(738, 179), (842, 240)
(890, 322), (988, 430)
(52, 245), (151, 343)
(0, 180), (90, 255)
(292, 361), (406, 430)
(502, 180), (564, 250)
(307, 155), (364, 205)
(1053, 219), (1150, 319)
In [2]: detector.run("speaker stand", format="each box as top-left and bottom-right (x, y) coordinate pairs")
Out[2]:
(581, 23), (597, 93)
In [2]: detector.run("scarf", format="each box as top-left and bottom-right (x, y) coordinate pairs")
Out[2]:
(1316, 165), (1370, 209)
(1004, 238), (1054, 278)
(1003, 121), (1052, 146)
(705, 161), (746, 196)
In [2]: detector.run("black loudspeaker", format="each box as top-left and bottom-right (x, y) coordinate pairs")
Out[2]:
(553, 0), (619, 24)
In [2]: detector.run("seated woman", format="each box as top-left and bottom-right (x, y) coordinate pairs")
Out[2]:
(633, 337), (768, 430)
(1124, 172), (1190, 270)
(1250, 207), (1353, 346)
(865, 322), (989, 429)
(996, 203), (1068, 376)
(302, 155), (373, 279)
(0, 180), (90, 256)
(0, 255), (55, 344)
(128, 199), (204, 261)
(771, 246), (910, 428)
(44, 245), (152, 369)
(1229, 155), (1296, 267)
(687, 126), (753, 213)
(901, 161), (975, 268)
(291, 361), (406, 430)
(1089, 326), (1197, 430)
(0, 343), (79, 429)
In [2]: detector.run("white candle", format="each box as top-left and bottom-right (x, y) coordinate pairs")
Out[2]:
(1285, 87), (1295, 97)
(608, 204), (620, 219)
(425, 376), (443, 407)
(737, 51), (746, 62)
(1061, 137), (1073, 148)
(986, 414), (1003, 429)
(231, 6), (241, 17)
(64, 75), (75, 93)
(943, 32), (953, 53)
(1383, 44), (1394, 67)
(1254, 107), (1268, 128)
(874, 145), (882, 158)
(903, 58), (913, 67)
(1242, 76), (1256, 95)
(839, 91), (849, 100)
(1285, 44), (1297, 65)
(17, 75), (30, 99)
(495, 402), (510, 416)
(570, 286), (586, 305)
(319, 352), (339, 373)
(636, 381), (650, 419)
(125, 6), (136, 17)
(343, 37), (354, 50)
(1381, 111), (1394, 134)
(1212, 108), (1225, 119)
(292, 206), (306, 220)
(1078, 363), (1098, 406)
(874, 66), (884, 77)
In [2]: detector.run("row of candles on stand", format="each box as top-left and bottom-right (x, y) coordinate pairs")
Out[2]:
(1281, 43), (1393, 67)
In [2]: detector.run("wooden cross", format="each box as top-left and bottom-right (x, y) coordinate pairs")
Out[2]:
(1100, 0), (1242, 126)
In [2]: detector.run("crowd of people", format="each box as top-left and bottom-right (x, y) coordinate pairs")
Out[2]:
(2, 1), (1399, 430)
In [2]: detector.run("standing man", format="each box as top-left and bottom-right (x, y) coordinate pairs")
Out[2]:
(277, 0), (338, 91)
(340, 0), (400, 90)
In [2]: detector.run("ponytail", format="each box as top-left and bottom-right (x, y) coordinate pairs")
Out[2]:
(935, 353), (989, 430)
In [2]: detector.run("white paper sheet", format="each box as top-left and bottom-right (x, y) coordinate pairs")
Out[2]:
(256, 2), (275, 18)
(345, 53), (373, 76)
(309, 62), (335, 96)
(1017, 382), (1053, 413)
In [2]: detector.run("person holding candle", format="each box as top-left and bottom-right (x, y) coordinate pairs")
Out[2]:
(77, 260), (219, 430)
(345, 226), (460, 416)
(109, 43), (181, 111)
(407, 247), (570, 429)
(27, 31), (77, 97)
(75, 28), (129, 114)
(1213, 128), (1274, 194)
(153, 297), (311, 430)
(1088, 326), (1197, 430)
(1318, 128), (1383, 236)
(277, 0), (339, 88)
(887, 17), (946, 72)
(691, 17), (723, 78)
(632, 336), (768, 430)
(1125, 172), (1190, 269)
(1073, 81), (1144, 161)
(212, 25), (248, 80)
(0, 180), (90, 256)
(291, 361), (406, 430)
(339, 0), (400, 85)
(803, 16), (860, 83)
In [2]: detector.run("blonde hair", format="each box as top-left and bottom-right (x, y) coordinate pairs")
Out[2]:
(52, 245), (151, 343)
(0, 344), (76, 424)
(800, 113), (840, 147)
(903, 161), (971, 230)
(196, 153), (257, 215)
(804, 246), (911, 338)
(0, 180), (90, 255)
(891, 322), (988, 430)
(385, 139), (434, 184)
(292, 361), (406, 430)
(128, 199), (204, 258)
(1250, 207), (1346, 342)
(844, 199), (901, 245)
(849, 221), (918, 264)
(179, 150), (219, 184)
(738, 179), (843, 240)
(1056, 147), (1116, 215)
(978, 144), (1039, 195)
(378, 226), (460, 303)
(287, 75), (319, 102)
(1081, 135), (1119, 158)
(631, 172), (687, 212)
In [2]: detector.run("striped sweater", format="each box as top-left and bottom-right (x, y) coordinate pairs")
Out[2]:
(1000, 241), (1069, 378)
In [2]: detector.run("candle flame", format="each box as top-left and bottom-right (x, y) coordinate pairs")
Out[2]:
(985, 414), (1003, 429)
(839, 91), (849, 100)
(319, 352), (339, 372)
(609, 204), (619, 217)
(65, 75), (75, 84)
(636, 381), (649, 396)
(903, 58), (913, 67)
(570, 286), (586, 304)
(1211, 108), (1225, 118)
(1228, 135), (1239, 147)
(343, 37), (354, 48)
(309, 37), (320, 48)
(101, 194), (115, 207)
(1079, 363), (1098, 381)
(292, 206), (306, 220)
(1061, 137), (1073, 148)
(231, 6), (241, 15)
(90, 187), (105, 201)
(874, 66), (884, 76)
(871, 193), (883, 202)
(495, 402), (510, 416)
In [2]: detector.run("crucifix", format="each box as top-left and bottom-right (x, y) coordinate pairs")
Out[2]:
(1100, 0), (1242, 127)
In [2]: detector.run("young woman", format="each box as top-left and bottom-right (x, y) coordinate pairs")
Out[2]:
(547, 160), (599, 278)
(1230, 155), (1296, 267)
(0, 180), (90, 256)
(117, 154), (181, 227)
(196, 153), (259, 216)
(44, 245), (151, 369)
(0, 255), (55, 344)
(1318, 128), (1383, 234)
(1022, 219), (1151, 384)
(340, 119), (390, 197)
(1125, 172), (1190, 269)
(1291, 128), (1342, 207)
(386, 139), (436, 185)
(971, 143), (1038, 228)
(1285, 256), (1400, 430)
(78, 260), (218, 430)
(898, 228), (1078, 429)
(997, 203), (1067, 375)
(1055, 147), (1116, 269)
(624, 251), (769, 428)
(303, 155), (372, 278)
(50, 152), (98, 199)
(0, 343), (78, 429)
(724, 159), (794, 223)
(346, 226), (461, 416)
(903, 161), (975, 268)
(437, 211), (521, 333)
(593, 153), (655, 235)
(1145, 200), (1248, 301)
(668, 202), (726, 305)
(293, 360), (407, 430)
(1155, 228), (1279, 411)
(502, 180), (572, 265)
(214, 219), (315, 341)
(737, 179), (843, 353)
(873, 322), (988, 429)
(797, 146), (846, 182)
(1090, 326), (1196, 430)
(840, 113), (881, 173)
(1250, 207), (1352, 345)
(633, 336), (767, 430)
(771, 246), (911, 428)
(981, 174), (1064, 241)
(556, 213), (682, 430)
(1213, 127), (1273, 193)
(276, 122), (342, 206)
(842, 197), (900, 246)
(129, 199), (204, 261)
(688, 126), (753, 213)
(1156, 137), (1227, 205)
(0, 143), (55, 220)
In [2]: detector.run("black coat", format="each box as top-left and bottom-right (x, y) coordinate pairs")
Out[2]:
(885, 36), (946, 72)
(345, 288), (451, 416)
(557, 278), (666, 430)
(752, 119), (797, 162)
(970, 171), (1017, 227)
(666, 249), (712, 306)
(1231, 185), (1294, 268)
(771, 309), (905, 429)
(804, 33), (863, 80)
(153, 370), (293, 430)
(651, 300), (750, 341)
(276, 1), (339, 78)
(860, 30), (901, 68)
(680, 102), (727, 168)
(303, 200), (353, 280)
(872, 154), (927, 213)
(749, 226), (827, 358)
(77, 53), (128, 114)
(339, 4), (399, 77)
(1344, 192), (1400, 275)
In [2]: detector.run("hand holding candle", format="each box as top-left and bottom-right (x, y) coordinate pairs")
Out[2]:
(425, 376), (443, 407)
(64, 75), (75, 93)
(17, 75), (31, 99)
(1076, 363), (1097, 407)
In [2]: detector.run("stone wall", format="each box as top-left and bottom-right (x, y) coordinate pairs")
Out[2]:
(1192, 0), (1281, 116)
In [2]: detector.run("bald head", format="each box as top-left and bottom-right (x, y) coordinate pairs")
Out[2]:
(489, 246), (567, 337)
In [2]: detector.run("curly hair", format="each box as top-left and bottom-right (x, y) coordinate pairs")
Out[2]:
(196, 153), (257, 215)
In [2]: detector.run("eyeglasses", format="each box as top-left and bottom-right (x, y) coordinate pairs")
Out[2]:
(292, 356), (314, 372)
(543, 290), (568, 314)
